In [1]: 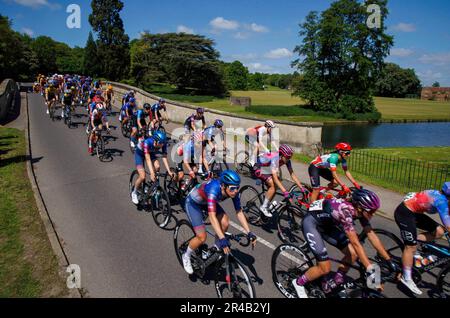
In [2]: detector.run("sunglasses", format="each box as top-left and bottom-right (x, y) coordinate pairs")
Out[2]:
(342, 151), (351, 156)
(227, 186), (240, 192)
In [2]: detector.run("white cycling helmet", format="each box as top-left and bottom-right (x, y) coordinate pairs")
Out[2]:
(265, 120), (276, 128)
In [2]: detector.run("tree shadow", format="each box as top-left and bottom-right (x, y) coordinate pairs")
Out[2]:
(0, 148), (14, 157)
(0, 155), (43, 168)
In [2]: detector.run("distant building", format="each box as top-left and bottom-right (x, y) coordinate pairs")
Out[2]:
(421, 87), (450, 101)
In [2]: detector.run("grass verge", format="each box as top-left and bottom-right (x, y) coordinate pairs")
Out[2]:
(0, 127), (68, 297)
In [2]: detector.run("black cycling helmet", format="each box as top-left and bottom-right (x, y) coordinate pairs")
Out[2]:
(144, 103), (151, 110)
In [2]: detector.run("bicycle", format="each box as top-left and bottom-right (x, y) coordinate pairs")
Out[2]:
(63, 103), (72, 128)
(121, 118), (133, 138)
(359, 229), (450, 298)
(163, 169), (211, 207)
(174, 219), (256, 298)
(272, 243), (386, 298)
(129, 171), (172, 228)
(89, 127), (110, 161)
(207, 148), (230, 179)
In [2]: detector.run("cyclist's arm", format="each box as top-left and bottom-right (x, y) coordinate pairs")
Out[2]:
(236, 209), (252, 235)
(271, 169), (287, 193)
(137, 114), (144, 130)
(436, 199), (450, 231)
(346, 230), (371, 269)
(162, 157), (172, 176)
(331, 169), (346, 188)
(144, 153), (156, 178)
(362, 225), (391, 261)
(287, 162), (303, 190)
(208, 200), (227, 241)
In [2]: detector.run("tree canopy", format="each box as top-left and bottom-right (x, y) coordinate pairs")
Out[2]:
(374, 63), (422, 97)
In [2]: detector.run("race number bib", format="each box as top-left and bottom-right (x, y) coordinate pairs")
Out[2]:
(404, 192), (416, 202)
(309, 199), (324, 212)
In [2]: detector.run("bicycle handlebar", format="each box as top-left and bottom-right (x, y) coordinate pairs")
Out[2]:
(225, 232), (251, 248)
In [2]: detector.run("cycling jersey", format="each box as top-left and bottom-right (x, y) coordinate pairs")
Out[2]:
(136, 109), (149, 122)
(46, 87), (57, 97)
(122, 93), (133, 104)
(246, 125), (269, 140)
(311, 153), (348, 172)
(203, 125), (224, 142)
(63, 93), (73, 105)
(190, 180), (241, 213)
(135, 136), (168, 169)
(403, 191), (450, 227)
(151, 103), (166, 114)
(184, 114), (205, 131)
(254, 152), (292, 182)
(122, 102), (136, 117)
(91, 108), (107, 123)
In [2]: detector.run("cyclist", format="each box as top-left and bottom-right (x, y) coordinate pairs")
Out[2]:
(203, 120), (227, 171)
(181, 170), (257, 275)
(92, 90), (104, 104)
(88, 103), (110, 154)
(292, 189), (394, 298)
(254, 145), (306, 218)
(105, 84), (114, 111)
(184, 108), (206, 135)
(122, 90), (135, 106)
(309, 143), (361, 203)
(245, 120), (277, 168)
(130, 103), (153, 151)
(120, 97), (136, 131)
(45, 84), (57, 116)
(394, 182), (450, 295)
(61, 88), (74, 119)
(131, 131), (174, 205)
(151, 98), (168, 131)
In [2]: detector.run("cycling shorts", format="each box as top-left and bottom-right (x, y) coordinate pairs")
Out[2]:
(135, 150), (157, 170)
(176, 160), (196, 173)
(185, 196), (225, 234)
(394, 202), (441, 246)
(308, 164), (334, 189)
(254, 168), (272, 183)
(302, 213), (349, 262)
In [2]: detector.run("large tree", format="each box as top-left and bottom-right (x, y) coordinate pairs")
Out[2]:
(83, 32), (101, 76)
(375, 63), (422, 97)
(224, 61), (249, 90)
(130, 32), (226, 95)
(31, 36), (59, 75)
(292, 0), (393, 116)
(89, 0), (130, 80)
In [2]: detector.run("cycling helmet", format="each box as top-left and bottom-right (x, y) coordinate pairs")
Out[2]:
(96, 103), (104, 110)
(129, 98), (136, 103)
(220, 170), (241, 186)
(279, 144), (294, 159)
(336, 143), (352, 152)
(196, 107), (205, 114)
(153, 131), (167, 144)
(352, 189), (381, 213)
(143, 103), (151, 110)
(265, 120), (275, 128)
(442, 182), (450, 197)
(159, 98), (166, 103)
(214, 119), (224, 128)
(96, 90), (102, 96)
(71, 86), (76, 91)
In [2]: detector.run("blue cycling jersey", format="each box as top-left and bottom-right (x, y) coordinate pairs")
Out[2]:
(136, 109), (148, 121)
(204, 125), (224, 141)
(189, 180), (241, 214)
(136, 137), (168, 156)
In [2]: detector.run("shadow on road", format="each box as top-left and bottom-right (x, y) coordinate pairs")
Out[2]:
(0, 155), (43, 168)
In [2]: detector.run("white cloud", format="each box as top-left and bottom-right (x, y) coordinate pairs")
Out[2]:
(264, 48), (293, 59)
(419, 53), (450, 66)
(233, 32), (249, 40)
(13, 0), (60, 9)
(210, 17), (239, 31)
(247, 63), (274, 72)
(247, 23), (269, 33)
(392, 23), (416, 32)
(390, 48), (414, 57)
(417, 70), (443, 85)
(177, 25), (194, 34)
(21, 27), (34, 36)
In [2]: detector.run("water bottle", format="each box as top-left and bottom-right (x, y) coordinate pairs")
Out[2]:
(269, 201), (278, 212)
(414, 254), (424, 268)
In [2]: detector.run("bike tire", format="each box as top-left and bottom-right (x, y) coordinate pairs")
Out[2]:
(277, 205), (306, 244)
(215, 255), (256, 298)
(96, 135), (104, 160)
(234, 150), (252, 177)
(239, 185), (263, 226)
(271, 244), (316, 298)
(173, 219), (196, 269)
(149, 185), (172, 229)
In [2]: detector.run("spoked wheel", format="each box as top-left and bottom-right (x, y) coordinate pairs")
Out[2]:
(96, 135), (105, 160)
(271, 244), (319, 298)
(437, 264), (450, 298)
(149, 185), (172, 229)
(121, 121), (131, 138)
(277, 205), (306, 244)
(215, 255), (256, 298)
(234, 151), (252, 177)
(163, 168), (180, 206)
(50, 106), (55, 122)
(239, 185), (263, 226)
(289, 184), (312, 211)
(174, 220), (196, 269)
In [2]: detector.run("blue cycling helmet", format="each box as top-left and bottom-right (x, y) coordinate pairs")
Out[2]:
(442, 182), (450, 197)
(220, 170), (241, 186)
(153, 131), (167, 144)
(129, 97), (136, 103)
(214, 119), (224, 128)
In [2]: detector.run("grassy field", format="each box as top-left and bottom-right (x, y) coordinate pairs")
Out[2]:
(0, 127), (67, 297)
(294, 147), (450, 194)
(155, 85), (450, 122)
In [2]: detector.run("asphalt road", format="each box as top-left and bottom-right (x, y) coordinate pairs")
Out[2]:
(27, 93), (444, 298)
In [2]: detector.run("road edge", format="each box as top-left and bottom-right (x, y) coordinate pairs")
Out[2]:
(23, 92), (82, 298)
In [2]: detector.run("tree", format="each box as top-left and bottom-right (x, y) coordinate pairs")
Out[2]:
(89, 0), (130, 80)
(224, 61), (249, 90)
(291, 0), (393, 117)
(432, 82), (440, 88)
(375, 63), (422, 97)
(248, 72), (265, 90)
(130, 32), (227, 95)
(31, 36), (58, 75)
(83, 32), (100, 76)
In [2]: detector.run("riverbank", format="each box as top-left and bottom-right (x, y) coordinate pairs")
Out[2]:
(0, 127), (68, 297)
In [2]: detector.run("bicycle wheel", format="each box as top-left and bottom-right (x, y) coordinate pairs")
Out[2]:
(215, 255), (256, 298)
(437, 263), (450, 298)
(150, 185), (172, 228)
(239, 185), (263, 225)
(277, 205), (306, 244)
(289, 184), (312, 211)
(163, 168), (180, 205)
(96, 135), (104, 159)
(174, 219), (196, 269)
(271, 244), (318, 298)
(234, 151), (252, 176)
(121, 121), (130, 138)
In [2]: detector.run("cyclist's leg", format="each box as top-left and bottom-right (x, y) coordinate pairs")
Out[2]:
(415, 213), (446, 241)
(185, 198), (208, 250)
(261, 177), (276, 210)
(133, 152), (146, 196)
(152, 158), (161, 174)
(309, 164), (322, 202)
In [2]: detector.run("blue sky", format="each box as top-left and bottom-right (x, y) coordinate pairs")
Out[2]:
(2, 0), (450, 86)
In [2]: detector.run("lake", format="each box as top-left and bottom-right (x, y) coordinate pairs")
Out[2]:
(322, 122), (450, 148)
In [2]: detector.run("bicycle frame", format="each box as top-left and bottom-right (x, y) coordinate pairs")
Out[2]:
(415, 232), (450, 273)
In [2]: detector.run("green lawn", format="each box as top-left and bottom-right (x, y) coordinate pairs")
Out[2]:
(294, 147), (450, 194)
(155, 85), (450, 122)
(0, 127), (67, 297)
